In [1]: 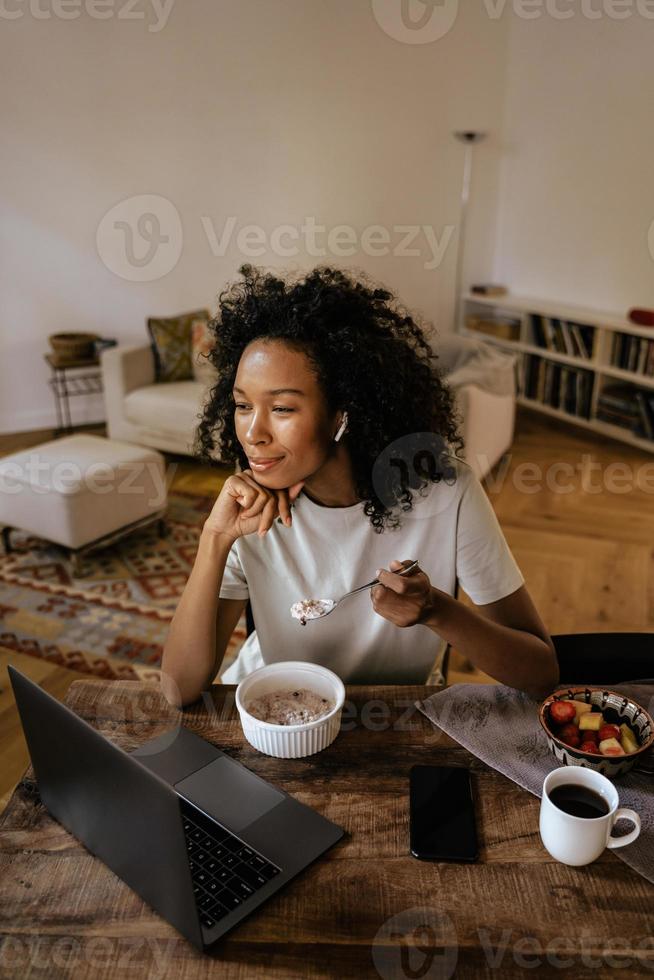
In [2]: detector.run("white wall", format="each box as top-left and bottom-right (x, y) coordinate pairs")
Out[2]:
(0, 0), (510, 433)
(494, 8), (654, 313)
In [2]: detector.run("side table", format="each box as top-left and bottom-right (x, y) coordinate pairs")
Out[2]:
(45, 354), (104, 436)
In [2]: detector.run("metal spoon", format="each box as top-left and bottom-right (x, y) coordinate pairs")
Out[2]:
(290, 560), (420, 625)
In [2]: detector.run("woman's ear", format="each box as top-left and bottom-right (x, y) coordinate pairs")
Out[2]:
(334, 411), (349, 443)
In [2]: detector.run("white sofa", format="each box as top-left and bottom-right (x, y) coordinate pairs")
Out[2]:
(101, 335), (516, 480)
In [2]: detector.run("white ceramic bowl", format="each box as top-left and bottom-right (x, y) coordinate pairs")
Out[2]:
(235, 661), (345, 759)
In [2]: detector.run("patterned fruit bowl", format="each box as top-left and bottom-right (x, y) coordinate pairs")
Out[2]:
(539, 687), (654, 779)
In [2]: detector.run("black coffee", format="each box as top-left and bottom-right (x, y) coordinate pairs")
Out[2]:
(549, 784), (610, 819)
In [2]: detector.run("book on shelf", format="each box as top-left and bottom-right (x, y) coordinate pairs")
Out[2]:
(596, 382), (654, 441)
(635, 391), (654, 440)
(611, 332), (654, 376)
(528, 315), (593, 359)
(465, 315), (521, 342)
(523, 354), (592, 418)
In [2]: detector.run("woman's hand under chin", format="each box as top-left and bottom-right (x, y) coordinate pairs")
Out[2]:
(204, 468), (305, 542)
(370, 559), (438, 628)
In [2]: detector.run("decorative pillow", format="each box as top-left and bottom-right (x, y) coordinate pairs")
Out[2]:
(191, 318), (218, 387)
(147, 308), (209, 382)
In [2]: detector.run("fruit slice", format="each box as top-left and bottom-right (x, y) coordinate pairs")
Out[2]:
(559, 723), (581, 747)
(598, 724), (620, 742)
(580, 741), (600, 754)
(549, 700), (577, 725)
(599, 737), (625, 756)
(573, 701), (593, 723)
(619, 723), (639, 754)
(579, 713), (602, 731)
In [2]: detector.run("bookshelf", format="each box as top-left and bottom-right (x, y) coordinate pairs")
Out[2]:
(458, 292), (654, 454)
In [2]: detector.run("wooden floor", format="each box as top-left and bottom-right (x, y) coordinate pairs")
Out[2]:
(1, 410), (653, 810)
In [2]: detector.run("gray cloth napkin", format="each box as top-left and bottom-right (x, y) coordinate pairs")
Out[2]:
(416, 681), (654, 884)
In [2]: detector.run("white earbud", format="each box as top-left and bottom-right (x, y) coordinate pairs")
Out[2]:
(334, 411), (349, 443)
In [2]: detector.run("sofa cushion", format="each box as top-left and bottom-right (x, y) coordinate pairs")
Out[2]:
(124, 381), (207, 444)
(191, 318), (218, 387)
(147, 308), (209, 382)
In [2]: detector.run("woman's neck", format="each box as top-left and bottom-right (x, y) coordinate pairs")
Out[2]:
(301, 444), (360, 507)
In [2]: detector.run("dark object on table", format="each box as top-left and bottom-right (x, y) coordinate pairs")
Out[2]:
(553, 632), (654, 685)
(470, 284), (507, 296)
(93, 337), (118, 358)
(410, 765), (478, 862)
(628, 309), (654, 327)
(49, 332), (100, 362)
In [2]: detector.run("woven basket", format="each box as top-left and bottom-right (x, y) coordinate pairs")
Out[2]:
(49, 332), (99, 360)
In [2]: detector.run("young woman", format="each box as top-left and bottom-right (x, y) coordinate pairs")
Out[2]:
(161, 264), (558, 706)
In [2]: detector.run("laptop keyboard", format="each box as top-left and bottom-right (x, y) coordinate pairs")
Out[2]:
(181, 803), (281, 929)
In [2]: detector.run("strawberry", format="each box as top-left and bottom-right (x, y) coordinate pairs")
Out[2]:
(580, 730), (598, 744)
(598, 724), (620, 742)
(549, 700), (576, 725)
(580, 741), (600, 754)
(559, 723), (581, 747)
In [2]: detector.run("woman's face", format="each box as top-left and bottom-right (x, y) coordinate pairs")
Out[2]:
(232, 339), (340, 489)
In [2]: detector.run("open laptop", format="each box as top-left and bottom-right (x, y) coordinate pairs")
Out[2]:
(8, 666), (344, 951)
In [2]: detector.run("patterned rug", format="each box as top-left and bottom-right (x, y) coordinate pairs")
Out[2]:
(0, 491), (246, 682)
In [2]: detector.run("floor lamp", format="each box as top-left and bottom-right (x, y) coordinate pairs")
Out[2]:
(453, 131), (487, 331)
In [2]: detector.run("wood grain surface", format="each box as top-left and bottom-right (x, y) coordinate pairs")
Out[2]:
(2, 679), (654, 978)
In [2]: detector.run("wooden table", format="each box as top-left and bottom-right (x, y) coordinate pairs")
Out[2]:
(1, 680), (654, 978)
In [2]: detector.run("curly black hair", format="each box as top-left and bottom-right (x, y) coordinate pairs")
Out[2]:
(195, 264), (464, 531)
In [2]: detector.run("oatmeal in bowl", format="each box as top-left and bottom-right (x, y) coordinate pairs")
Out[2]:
(245, 688), (335, 726)
(235, 661), (345, 758)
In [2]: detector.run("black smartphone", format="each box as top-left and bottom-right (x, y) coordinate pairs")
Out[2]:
(409, 765), (479, 862)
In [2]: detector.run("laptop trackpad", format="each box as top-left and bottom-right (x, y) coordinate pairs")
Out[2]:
(175, 756), (285, 833)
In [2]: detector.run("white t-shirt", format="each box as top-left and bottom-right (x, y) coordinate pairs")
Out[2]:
(218, 457), (524, 685)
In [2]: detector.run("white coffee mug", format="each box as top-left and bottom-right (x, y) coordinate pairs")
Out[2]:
(540, 766), (641, 867)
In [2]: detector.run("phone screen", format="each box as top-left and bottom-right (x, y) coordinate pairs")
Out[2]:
(409, 765), (479, 862)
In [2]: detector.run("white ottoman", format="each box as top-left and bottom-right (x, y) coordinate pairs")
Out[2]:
(0, 435), (167, 573)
